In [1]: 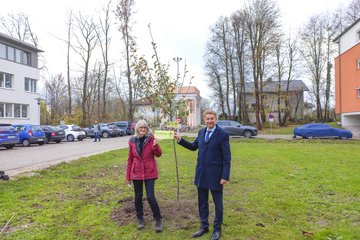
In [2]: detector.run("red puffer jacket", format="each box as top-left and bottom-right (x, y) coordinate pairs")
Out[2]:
(126, 135), (162, 181)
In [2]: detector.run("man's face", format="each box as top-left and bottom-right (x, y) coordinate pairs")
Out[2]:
(204, 113), (217, 129)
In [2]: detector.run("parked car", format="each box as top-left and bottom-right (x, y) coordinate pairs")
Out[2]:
(40, 125), (66, 144)
(293, 123), (353, 139)
(57, 124), (86, 142)
(217, 120), (257, 138)
(13, 124), (45, 147)
(107, 123), (127, 136)
(83, 123), (119, 138)
(0, 123), (20, 149)
(112, 121), (135, 135)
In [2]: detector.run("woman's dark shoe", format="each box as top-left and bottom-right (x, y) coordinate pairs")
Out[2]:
(137, 218), (145, 230)
(155, 218), (163, 232)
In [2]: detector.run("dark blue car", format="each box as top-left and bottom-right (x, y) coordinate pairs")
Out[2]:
(293, 123), (353, 139)
(13, 124), (45, 146)
(40, 125), (66, 144)
(0, 123), (20, 149)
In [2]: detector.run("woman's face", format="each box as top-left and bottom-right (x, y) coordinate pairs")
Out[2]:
(138, 126), (148, 136)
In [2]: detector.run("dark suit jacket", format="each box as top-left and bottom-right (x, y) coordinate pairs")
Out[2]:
(178, 125), (231, 191)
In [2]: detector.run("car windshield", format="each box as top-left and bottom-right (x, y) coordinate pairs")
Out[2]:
(72, 125), (82, 130)
(31, 125), (42, 131)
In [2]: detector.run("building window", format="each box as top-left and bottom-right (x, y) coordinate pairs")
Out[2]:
(0, 72), (14, 89)
(0, 43), (6, 59)
(357, 29), (360, 41)
(0, 103), (3, 117)
(7, 46), (15, 61)
(0, 102), (28, 118)
(5, 103), (12, 117)
(25, 78), (37, 92)
(22, 104), (28, 117)
(0, 43), (31, 66)
(357, 59), (360, 69)
(357, 88), (360, 98)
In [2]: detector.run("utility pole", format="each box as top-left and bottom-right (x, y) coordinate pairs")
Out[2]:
(173, 57), (182, 82)
(172, 57), (182, 121)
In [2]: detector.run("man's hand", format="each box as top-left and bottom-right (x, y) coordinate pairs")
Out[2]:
(174, 132), (181, 141)
(220, 179), (229, 185)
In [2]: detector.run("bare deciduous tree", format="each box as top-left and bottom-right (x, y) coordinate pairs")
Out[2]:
(345, 0), (360, 26)
(115, 0), (136, 122)
(97, 0), (112, 119)
(243, 0), (281, 129)
(72, 12), (99, 126)
(45, 74), (68, 124)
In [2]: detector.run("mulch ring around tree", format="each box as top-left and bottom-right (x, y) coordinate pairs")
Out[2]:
(111, 197), (198, 231)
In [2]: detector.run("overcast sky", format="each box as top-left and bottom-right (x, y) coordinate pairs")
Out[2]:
(1, 0), (351, 98)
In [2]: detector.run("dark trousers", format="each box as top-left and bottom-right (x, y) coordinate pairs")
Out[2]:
(197, 187), (223, 232)
(133, 179), (162, 220)
(94, 132), (100, 141)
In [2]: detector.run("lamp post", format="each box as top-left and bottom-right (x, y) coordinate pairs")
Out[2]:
(173, 57), (182, 82)
(172, 57), (182, 122)
(35, 97), (42, 124)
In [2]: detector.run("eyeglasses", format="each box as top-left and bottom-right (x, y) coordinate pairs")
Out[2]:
(139, 127), (148, 129)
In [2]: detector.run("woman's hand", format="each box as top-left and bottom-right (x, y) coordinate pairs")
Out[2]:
(153, 138), (159, 146)
(127, 180), (132, 188)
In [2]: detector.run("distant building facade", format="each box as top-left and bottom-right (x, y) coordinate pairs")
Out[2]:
(0, 32), (42, 124)
(134, 86), (202, 127)
(244, 80), (309, 123)
(334, 17), (360, 127)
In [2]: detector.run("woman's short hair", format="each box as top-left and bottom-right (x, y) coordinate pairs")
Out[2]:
(202, 109), (217, 119)
(134, 120), (153, 137)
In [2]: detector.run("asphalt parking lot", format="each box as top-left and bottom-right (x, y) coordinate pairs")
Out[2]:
(0, 136), (131, 177)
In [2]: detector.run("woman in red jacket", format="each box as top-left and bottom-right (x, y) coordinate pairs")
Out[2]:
(126, 120), (163, 232)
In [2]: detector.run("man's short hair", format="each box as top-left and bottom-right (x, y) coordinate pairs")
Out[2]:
(203, 109), (217, 118)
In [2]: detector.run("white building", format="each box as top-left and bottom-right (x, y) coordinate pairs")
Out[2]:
(0, 32), (42, 125)
(134, 86), (202, 127)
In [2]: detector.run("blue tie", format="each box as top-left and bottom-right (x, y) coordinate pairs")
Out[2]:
(205, 130), (212, 141)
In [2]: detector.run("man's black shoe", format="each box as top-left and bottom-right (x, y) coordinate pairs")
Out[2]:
(210, 231), (221, 240)
(137, 217), (145, 230)
(192, 228), (209, 238)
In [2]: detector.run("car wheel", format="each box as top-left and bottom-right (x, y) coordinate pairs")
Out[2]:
(0, 173), (9, 180)
(22, 139), (31, 147)
(55, 140), (61, 143)
(38, 142), (44, 145)
(340, 136), (348, 140)
(67, 134), (75, 142)
(78, 137), (84, 141)
(5, 144), (15, 149)
(307, 136), (314, 139)
(102, 131), (110, 138)
(243, 130), (252, 138)
(45, 137), (49, 144)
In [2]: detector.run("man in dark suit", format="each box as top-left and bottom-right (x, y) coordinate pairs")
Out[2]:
(174, 109), (231, 240)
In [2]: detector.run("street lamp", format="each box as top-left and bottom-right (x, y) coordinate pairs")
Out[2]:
(172, 57), (182, 122)
(173, 57), (182, 82)
(34, 97), (43, 124)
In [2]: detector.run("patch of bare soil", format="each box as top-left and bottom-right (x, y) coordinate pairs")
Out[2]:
(111, 197), (198, 230)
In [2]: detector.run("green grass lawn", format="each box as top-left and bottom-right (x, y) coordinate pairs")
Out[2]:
(0, 138), (359, 240)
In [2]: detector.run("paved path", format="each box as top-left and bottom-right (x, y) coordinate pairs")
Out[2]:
(1, 136), (131, 177)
